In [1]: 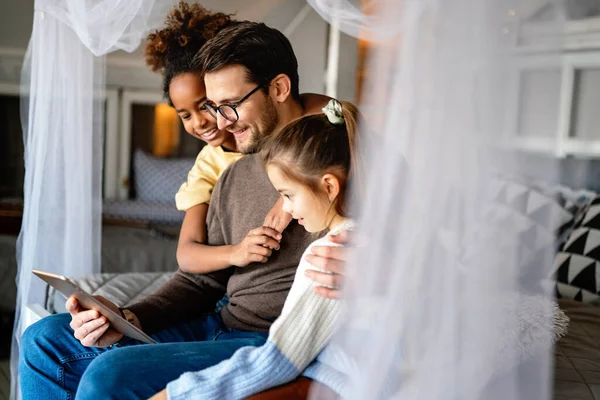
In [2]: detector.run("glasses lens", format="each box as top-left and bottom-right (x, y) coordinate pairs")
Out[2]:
(220, 106), (238, 122)
(204, 104), (218, 120)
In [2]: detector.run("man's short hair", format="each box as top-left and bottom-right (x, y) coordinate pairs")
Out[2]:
(193, 21), (301, 101)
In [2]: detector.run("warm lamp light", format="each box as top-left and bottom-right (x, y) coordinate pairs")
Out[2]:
(153, 103), (180, 157)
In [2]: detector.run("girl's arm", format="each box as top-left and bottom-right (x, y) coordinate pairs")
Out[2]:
(177, 204), (282, 274)
(177, 203), (232, 273)
(166, 242), (343, 400)
(263, 196), (293, 233)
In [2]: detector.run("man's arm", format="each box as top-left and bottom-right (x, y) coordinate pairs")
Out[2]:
(127, 268), (232, 334)
(64, 265), (231, 345)
(65, 270), (232, 346)
(68, 174), (236, 344)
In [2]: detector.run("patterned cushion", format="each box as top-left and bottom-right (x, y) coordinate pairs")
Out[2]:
(489, 178), (576, 237)
(553, 196), (600, 303)
(525, 180), (596, 247)
(462, 178), (577, 287)
(133, 150), (195, 203)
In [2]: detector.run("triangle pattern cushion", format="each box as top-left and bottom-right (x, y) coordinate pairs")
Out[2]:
(562, 228), (589, 254)
(553, 194), (600, 303)
(582, 201), (600, 227)
(583, 228), (600, 256)
(570, 263), (596, 293)
(505, 181), (530, 209)
(466, 177), (577, 288)
(493, 179), (574, 232)
(555, 282), (600, 304)
(566, 255), (595, 284)
(553, 254), (570, 284)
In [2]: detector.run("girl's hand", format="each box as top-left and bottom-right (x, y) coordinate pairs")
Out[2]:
(229, 227), (282, 267)
(263, 196), (293, 233)
(147, 388), (167, 400)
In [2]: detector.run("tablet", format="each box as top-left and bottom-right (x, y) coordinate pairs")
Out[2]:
(33, 269), (157, 344)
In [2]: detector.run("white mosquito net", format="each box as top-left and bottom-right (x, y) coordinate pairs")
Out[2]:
(309, 0), (567, 399)
(12, 0), (570, 399)
(10, 1), (177, 398)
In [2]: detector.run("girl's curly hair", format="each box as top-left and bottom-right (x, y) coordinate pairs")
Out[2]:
(145, 1), (235, 101)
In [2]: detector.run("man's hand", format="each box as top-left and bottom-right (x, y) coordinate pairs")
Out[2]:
(229, 227), (282, 267)
(263, 197), (293, 233)
(304, 230), (350, 299)
(66, 295), (124, 348)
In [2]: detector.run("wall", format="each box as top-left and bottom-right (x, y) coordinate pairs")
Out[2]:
(337, 31), (358, 102)
(286, 6), (328, 95)
(0, 0), (34, 49)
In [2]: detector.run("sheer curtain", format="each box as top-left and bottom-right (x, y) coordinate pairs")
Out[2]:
(10, 0), (569, 399)
(308, 0), (565, 399)
(11, 1), (175, 398)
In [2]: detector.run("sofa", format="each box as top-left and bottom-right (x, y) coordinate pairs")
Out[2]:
(32, 165), (600, 398)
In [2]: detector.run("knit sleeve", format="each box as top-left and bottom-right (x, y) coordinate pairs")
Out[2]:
(166, 243), (342, 400)
(127, 268), (232, 334)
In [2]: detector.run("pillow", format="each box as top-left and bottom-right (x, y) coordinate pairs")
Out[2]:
(488, 178), (577, 238)
(133, 150), (195, 203)
(524, 180), (596, 246)
(552, 195), (600, 303)
(462, 178), (578, 288)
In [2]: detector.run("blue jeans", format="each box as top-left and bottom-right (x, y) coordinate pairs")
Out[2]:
(19, 312), (268, 400)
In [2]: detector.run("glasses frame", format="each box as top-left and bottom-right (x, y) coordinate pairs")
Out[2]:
(204, 84), (265, 123)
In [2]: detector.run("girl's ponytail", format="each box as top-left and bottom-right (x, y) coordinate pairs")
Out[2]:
(339, 101), (363, 196)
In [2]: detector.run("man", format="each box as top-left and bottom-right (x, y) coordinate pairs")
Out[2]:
(19, 21), (348, 400)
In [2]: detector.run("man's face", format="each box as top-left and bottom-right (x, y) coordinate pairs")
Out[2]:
(204, 65), (279, 154)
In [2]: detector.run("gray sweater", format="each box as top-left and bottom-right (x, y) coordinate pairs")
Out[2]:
(129, 154), (314, 333)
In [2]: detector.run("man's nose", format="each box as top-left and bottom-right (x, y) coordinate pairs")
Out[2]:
(217, 113), (234, 130)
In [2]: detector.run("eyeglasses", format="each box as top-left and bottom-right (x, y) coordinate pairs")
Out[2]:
(204, 85), (264, 123)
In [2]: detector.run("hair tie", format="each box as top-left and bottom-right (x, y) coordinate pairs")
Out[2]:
(322, 99), (344, 125)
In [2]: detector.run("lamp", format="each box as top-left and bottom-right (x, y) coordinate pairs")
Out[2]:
(152, 103), (180, 157)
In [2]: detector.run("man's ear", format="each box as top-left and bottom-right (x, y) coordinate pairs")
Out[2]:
(270, 73), (292, 103)
(321, 173), (341, 202)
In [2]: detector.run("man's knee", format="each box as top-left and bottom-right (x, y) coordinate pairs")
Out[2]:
(20, 313), (73, 364)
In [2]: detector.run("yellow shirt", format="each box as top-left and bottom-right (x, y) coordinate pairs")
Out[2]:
(175, 145), (243, 211)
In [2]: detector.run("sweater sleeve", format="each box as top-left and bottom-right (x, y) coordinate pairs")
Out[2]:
(166, 243), (342, 400)
(126, 268), (232, 334)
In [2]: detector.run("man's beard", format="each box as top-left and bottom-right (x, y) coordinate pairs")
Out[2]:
(236, 96), (279, 154)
